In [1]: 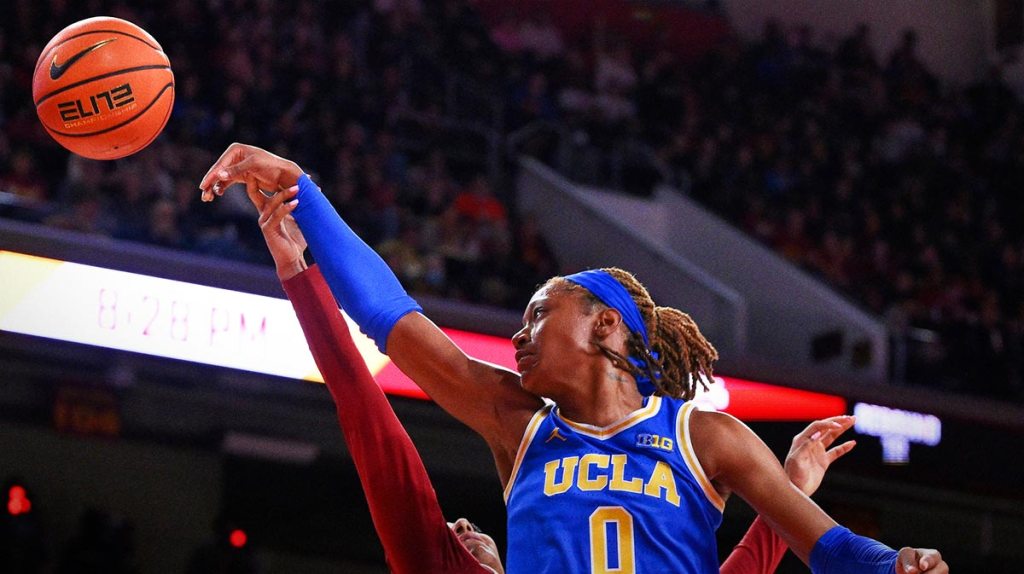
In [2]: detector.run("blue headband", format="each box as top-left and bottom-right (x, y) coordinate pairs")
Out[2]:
(564, 269), (659, 395)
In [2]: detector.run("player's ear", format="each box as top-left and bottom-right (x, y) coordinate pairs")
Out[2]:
(593, 307), (623, 339)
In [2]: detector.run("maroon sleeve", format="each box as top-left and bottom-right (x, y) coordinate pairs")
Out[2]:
(283, 265), (486, 574)
(719, 515), (790, 574)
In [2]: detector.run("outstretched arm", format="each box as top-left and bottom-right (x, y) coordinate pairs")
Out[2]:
(285, 266), (486, 574)
(249, 188), (487, 573)
(720, 416), (857, 574)
(692, 410), (948, 574)
(200, 144), (543, 482)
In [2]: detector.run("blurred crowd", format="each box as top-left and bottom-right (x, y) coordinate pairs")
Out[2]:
(1, 0), (1022, 402)
(494, 14), (1024, 401)
(0, 0), (558, 311)
(660, 23), (1024, 400)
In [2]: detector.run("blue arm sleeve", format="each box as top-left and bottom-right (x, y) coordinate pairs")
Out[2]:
(810, 526), (898, 574)
(291, 174), (421, 353)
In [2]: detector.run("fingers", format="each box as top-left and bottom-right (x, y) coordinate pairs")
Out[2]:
(796, 417), (846, 443)
(798, 415), (856, 449)
(915, 549), (946, 573)
(200, 143), (248, 199)
(897, 547), (921, 574)
(896, 548), (946, 574)
(258, 187), (299, 229)
(825, 439), (856, 464)
(201, 143), (268, 201)
(212, 155), (257, 194)
(245, 177), (265, 211)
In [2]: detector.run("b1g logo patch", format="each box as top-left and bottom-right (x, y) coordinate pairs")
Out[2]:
(636, 433), (673, 451)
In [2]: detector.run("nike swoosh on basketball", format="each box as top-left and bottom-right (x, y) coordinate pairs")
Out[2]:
(49, 38), (117, 80)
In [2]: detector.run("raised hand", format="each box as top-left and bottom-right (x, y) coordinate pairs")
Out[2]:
(784, 415), (857, 495)
(250, 184), (307, 281)
(897, 547), (948, 573)
(199, 142), (302, 203)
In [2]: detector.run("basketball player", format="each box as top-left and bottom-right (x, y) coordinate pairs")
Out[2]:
(253, 184), (919, 574)
(253, 182), (877, 573)
(201, 144), (947, 574)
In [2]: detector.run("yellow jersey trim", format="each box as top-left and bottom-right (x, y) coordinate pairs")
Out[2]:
(504, 403), (554, 502)
(677, 402), (725, 513)
(556, 395), (663, 439)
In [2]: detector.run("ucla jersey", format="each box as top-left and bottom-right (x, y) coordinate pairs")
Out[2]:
(505, 396), (724, 574)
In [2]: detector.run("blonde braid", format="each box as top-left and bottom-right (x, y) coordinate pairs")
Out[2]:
(649, 306), (718, 399)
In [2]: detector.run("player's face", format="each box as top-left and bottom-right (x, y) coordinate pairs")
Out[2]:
(512, 284), (596, 396)
(448, 518), (504, 573)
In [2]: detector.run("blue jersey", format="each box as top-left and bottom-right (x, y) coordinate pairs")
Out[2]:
(505, 396), (724, 574)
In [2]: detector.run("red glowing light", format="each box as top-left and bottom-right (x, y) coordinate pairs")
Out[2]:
(229, 528), (247, 548)
(372, 330), (846, 421)
(7, 485), (31, 516)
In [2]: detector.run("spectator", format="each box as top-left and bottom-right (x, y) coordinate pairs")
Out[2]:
(517, 13), (564, 63)
(43, 190), (117, 237)
(490, 9), (523, 55)
(508, 71), (559, 129)
(146, 198), (188, 250)
(0, 150), (47, 202)
(452, 175), (507, 224)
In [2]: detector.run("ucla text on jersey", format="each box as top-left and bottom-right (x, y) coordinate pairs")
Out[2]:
(505, 396), (724, 574)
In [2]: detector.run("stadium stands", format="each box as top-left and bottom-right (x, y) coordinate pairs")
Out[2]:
(3, 0), (1019, 402)
(2, 3), (1024, 571)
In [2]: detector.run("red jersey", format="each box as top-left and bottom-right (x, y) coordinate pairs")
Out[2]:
(284, 266), (487, 574)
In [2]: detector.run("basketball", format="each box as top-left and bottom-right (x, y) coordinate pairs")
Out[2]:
(32, 17), (174, 160)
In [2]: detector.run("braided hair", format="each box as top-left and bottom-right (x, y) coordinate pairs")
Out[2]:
(547, 267), (718, 400)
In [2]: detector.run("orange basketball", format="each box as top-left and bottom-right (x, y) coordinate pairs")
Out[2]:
(32, 17), (174, 160)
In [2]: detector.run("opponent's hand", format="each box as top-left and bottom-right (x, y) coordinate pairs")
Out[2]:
(784, 415), (857, 495)
(897, 547), (948, 573)
(450, 518), (504, 574)
(252, 185), (307, 281)
(199, 142), (303, 202)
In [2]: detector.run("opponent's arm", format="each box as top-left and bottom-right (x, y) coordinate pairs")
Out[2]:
(286, 266), (486, 574)
(253, 189), (485, 574)
(720, 517), (787, 574)
(200, 144), (543, 478)
(692, 410), (948, 574)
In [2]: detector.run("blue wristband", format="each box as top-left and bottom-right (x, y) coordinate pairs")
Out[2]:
(292, 174), (421, 353)
(810, 526), (897, 574)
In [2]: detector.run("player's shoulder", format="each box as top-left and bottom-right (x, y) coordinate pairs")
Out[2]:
(687, 408), (756, 459)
